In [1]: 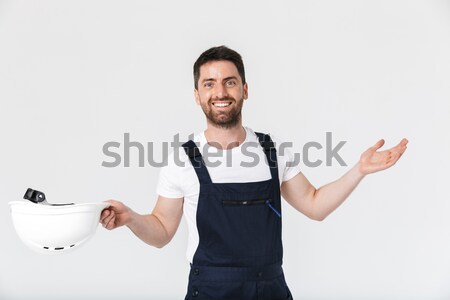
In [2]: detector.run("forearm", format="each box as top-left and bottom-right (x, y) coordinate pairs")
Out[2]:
(127, 211), (171, 248)
(310, 163), (366, 221)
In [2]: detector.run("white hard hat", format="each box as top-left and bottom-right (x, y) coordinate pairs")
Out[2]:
(9, 188), (110, 255)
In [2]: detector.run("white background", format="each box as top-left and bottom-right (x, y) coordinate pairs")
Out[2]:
(1, 0), (449, 299)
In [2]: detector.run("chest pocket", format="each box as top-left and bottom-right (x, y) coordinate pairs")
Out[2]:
(222, 199), (281, 218)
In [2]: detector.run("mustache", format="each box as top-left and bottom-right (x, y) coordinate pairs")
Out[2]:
(209, 96), (236, 103)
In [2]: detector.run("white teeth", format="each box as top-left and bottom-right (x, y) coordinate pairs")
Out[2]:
(213, 102), (231, 107)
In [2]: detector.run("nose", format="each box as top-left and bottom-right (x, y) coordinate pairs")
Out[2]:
(214, 83), (228, 99)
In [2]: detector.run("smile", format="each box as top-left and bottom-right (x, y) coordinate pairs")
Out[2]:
(212, 102), (232, 107)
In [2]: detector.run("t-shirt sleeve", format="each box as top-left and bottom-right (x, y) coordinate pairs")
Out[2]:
(272, 134), (302, 182)
(156, 152), (184, 198)
(281, 146), (302, 182)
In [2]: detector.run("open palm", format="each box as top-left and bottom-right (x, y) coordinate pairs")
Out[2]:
(359, 138), (408, 175)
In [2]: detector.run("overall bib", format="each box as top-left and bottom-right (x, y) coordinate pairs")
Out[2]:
(182, 132), (293, 300)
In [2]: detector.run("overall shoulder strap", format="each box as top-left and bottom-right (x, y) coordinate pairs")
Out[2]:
(255, 132), (279, 182)
(182, 140), (212, 184)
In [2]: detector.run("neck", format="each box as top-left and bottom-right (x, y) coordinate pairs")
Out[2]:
(204, 121), (246, 150)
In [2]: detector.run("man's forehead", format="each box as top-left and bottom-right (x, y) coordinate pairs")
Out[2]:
(199, 60), (239, 79)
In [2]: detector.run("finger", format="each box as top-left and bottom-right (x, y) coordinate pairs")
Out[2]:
(394, 138), (409, 149)
(370, 139), (385, 151)
(103, 211), (115, 227)
(391, 144), (407, 156)
(105, 215), (116, 230)
(102, 211), (115, 227)
(399, 145), (407, 154)
(104, 199), (120, 206)
(386, 142), (406, 155)
(102, 200), (119, 212)
(104, 199), (126, 214)
(100, 209), (110, 222)
(398, 144), (408, 157)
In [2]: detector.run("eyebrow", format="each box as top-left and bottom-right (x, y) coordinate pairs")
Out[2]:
(201, 76), (239, 83)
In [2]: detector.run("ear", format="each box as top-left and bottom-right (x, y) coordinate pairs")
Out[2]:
(243, 83), (249, 100)
(194, 89), (200, 105)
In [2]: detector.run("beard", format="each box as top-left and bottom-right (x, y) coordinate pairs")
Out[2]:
(200, 96), (244, 129)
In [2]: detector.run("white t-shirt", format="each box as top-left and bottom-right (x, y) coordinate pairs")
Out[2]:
(156, 126), (301, 263)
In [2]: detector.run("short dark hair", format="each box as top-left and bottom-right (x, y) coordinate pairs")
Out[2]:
(193, 45), (246, 89)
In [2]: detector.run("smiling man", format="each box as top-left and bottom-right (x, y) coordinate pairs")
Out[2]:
(195, 59), (246, 129)
(100, 46), (408, 300)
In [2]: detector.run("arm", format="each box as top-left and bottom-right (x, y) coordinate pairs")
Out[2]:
(281, 138), (408, 221)
(100, 195), (183, 248)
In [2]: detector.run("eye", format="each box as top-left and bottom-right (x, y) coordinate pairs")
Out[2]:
(204, 81), (213, 88)
(226, 80), (237, 87)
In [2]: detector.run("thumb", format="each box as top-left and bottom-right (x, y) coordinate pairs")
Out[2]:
(103, 199), (122, 210)
(369, 139), (385, 151)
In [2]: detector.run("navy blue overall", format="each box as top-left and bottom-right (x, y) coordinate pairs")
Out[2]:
(182, 132), (293, 300)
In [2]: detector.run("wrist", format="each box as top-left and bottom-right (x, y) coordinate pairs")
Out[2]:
(354, 162), (367, 179)
(126, 209), (138, 228)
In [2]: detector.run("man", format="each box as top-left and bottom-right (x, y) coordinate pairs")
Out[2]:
(100, 46), (408, 299)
